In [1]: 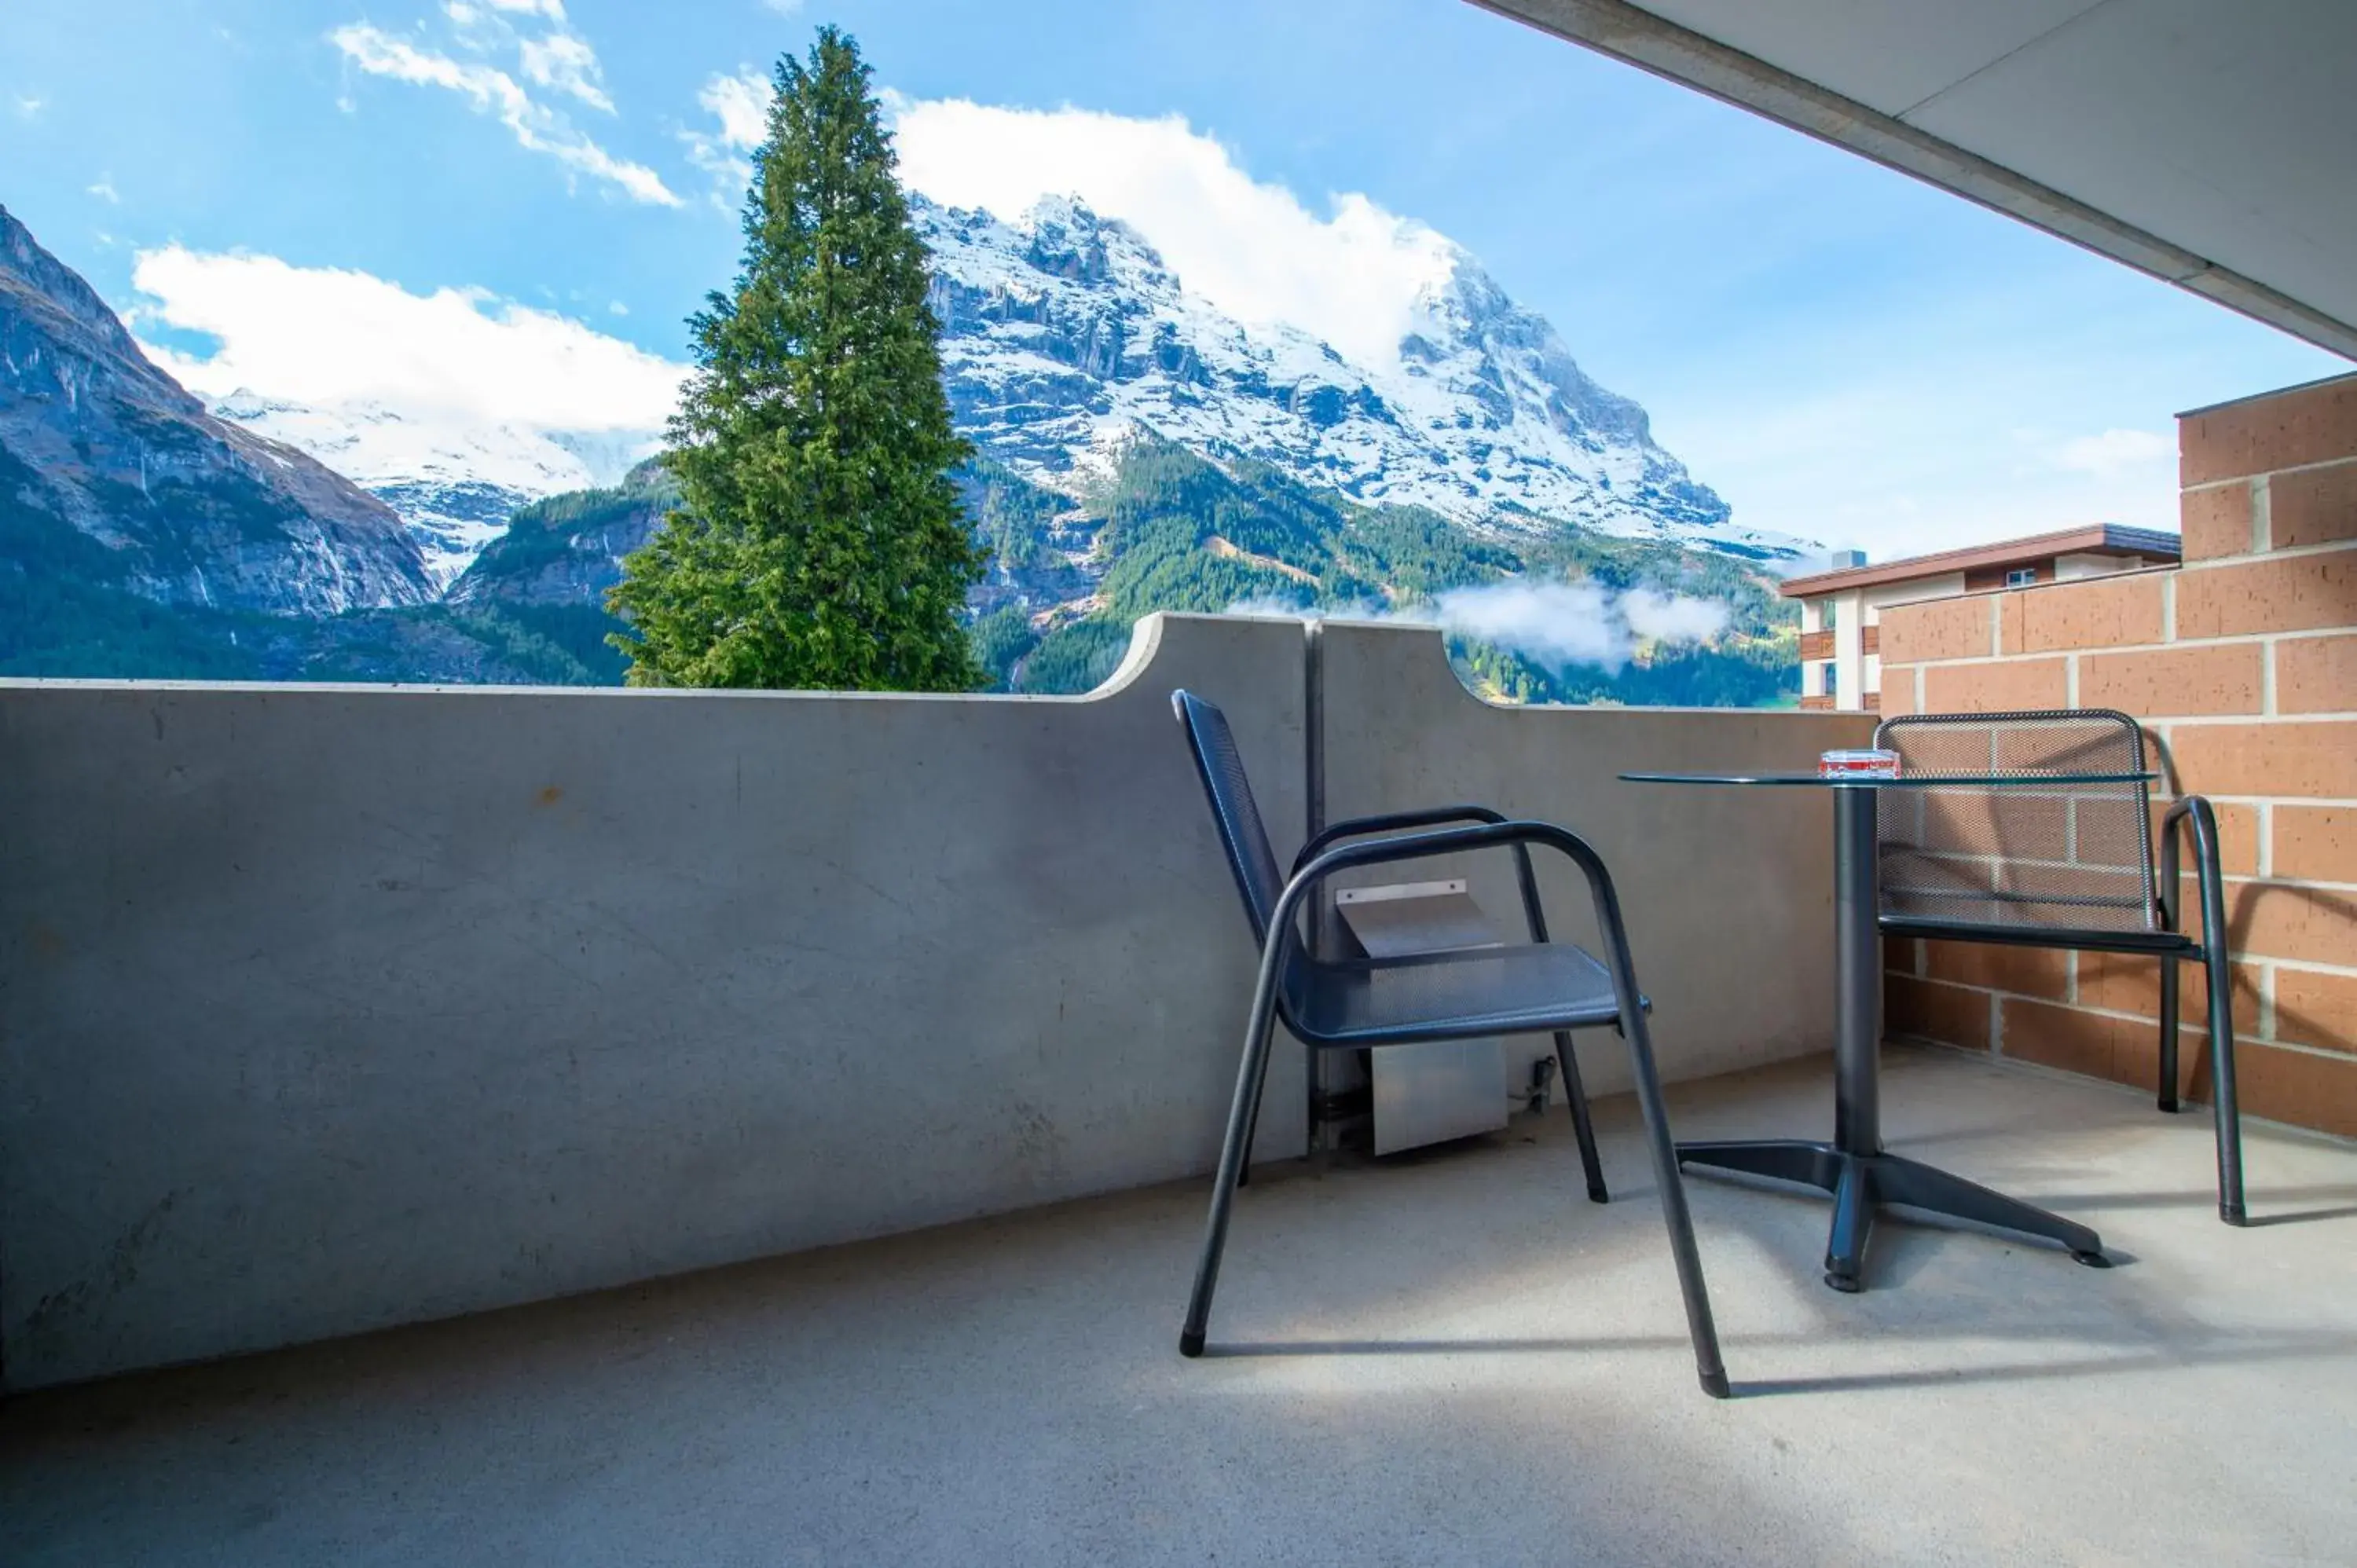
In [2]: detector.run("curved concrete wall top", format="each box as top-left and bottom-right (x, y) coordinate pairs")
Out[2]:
(0, 614), (1871, 1390)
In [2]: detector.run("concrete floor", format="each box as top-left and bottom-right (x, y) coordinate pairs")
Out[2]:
(5, 1043), (2355, 1566)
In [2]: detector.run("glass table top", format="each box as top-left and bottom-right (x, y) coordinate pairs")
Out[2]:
(1618, 770), (2159, 789)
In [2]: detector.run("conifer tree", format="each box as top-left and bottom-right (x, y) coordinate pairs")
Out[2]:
(607, 27), (984, 689)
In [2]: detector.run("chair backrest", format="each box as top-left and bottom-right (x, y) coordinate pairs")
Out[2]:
(1171, 689), (1290, 947)
(1873, 709), (2159, 936)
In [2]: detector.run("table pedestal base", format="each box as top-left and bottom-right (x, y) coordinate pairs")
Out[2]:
(1677, 1138), (2109, 1292)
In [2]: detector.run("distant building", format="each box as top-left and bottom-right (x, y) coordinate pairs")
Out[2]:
(1779, 525), (2181, 711)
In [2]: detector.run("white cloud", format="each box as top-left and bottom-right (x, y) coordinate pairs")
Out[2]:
(130, 246), (687, 433)
(1619, 587), (1730, 643)
(328, 20), (673, 204)
(702, 69), (770, 151)
(1432, 580), (1724, 672)
(2055, 427), (2172, 476)
(11, 94), (41, 119)
(682, 68), (768, 197)
(1233, 579), (1728, 674)
(485, 0), (566, 16)
(519, 31), (610, 112)
(889, 99), (1457, 372)
(87, 176), (119, 203)
(762, 0), (805, 13)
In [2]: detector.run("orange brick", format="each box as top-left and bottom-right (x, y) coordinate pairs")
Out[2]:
(2175, 548), (2357, 639)
(2008, 573), (2166, 653)
(1998, 592), (2024, 655)
(1884, 936), (1924, 978)
(1881, 596), (1996, 665)
(1923, 940), (2073, 1000)
(2081, 643), (2263, 718)
(2273, 967), (2357, 1057)
(2077, 951), (2259, 1039)
(1876, 674), (1919, 717)
(2179, 375), (2357, 486)
(2275, 634), (2357, 715)
(2273, 805), (2357, 883)
(1923, 657), (2069, 714)
(2150, 798), (2260, 877)
(1885, 974), (1993, 1052)
(2269, 460), (2357, 551)
(2179, 482), (2255, 561)
(2167, 721), (2357, 799)
(2223, 877), (2357, 966)
(2231, 1040), (2357, 1139)
(2000, 996), (2190, 1097)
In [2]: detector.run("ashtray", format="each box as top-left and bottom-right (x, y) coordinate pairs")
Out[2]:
(1819, 749), (1901, 779)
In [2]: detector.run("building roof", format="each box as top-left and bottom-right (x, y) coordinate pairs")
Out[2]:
(1776, 524), (2182, 599)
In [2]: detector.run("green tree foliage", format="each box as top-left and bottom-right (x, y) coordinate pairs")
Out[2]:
(968, 603), (1038, 691)
(1018, 617), (1134, 694)
(606, 27), (985, 690)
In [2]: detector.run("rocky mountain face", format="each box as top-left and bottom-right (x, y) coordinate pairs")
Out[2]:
(0, 203), (433, 617)
(211, 391), (658, 590)
(917, 192), (1800, 562)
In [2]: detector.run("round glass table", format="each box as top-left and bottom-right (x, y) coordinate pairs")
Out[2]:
(1618, 768), (2157, 1291)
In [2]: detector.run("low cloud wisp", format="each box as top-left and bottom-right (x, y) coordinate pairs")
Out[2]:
(1230, 578), (1731, 676)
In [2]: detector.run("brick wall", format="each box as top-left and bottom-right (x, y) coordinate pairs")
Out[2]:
(1878, 373), (2357, 1139)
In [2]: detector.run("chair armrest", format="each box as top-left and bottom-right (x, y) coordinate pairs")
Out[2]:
(1292, 806), (1506, 874)
(2157, 795), (2230, 956)
(1292, 806), (1567, 948)
(1256, 820), (1650, 1032)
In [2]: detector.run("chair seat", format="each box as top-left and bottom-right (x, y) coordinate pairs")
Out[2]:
(1292, 943), (1622, 1045)
(1879, 914), (2200, 957)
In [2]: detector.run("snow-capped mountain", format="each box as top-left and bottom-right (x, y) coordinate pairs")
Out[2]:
(209, 391), (659, 588)
(0, 203), (433, 617)
(918, 192), (1806, 562)
(203, 191), (1801, 588)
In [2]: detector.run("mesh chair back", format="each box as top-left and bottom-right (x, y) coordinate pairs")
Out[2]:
(1874, 709), (2158, 936)
(1172, 690), (1290, 947)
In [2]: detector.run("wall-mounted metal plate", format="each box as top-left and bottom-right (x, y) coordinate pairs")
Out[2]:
(1336, 881), (1510, 1156)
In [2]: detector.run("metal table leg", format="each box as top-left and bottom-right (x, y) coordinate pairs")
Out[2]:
(1677, 784), (2107, 1291)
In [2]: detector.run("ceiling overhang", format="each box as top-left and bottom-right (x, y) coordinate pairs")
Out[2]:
(1473, 0), (2357, 360)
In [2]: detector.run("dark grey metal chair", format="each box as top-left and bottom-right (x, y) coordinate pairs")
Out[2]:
(1171, 689), (1728, 1398)
(1875, 709), (2245, 1223)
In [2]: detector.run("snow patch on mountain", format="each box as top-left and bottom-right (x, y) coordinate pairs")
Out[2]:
(919, 192), (1810, 562)
(211, 390), (659, 588)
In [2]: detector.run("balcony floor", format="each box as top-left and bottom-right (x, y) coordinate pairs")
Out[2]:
(5, 1043), (2355, 1566)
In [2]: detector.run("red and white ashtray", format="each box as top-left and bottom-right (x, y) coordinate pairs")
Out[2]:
(1819, 749), (1902, 779)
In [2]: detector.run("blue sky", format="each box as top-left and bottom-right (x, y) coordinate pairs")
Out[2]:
(3, 0), (2346, 558)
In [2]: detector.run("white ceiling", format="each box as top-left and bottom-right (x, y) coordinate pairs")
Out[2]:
(1476, 0), (2357, 358)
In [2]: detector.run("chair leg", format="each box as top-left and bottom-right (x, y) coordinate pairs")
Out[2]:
(1233, 1028), (1274, 1190)
(1181, 984), (1285, 1357)
(2204, 940), (2247, 1226)
(1616, 1003), (1728, 1398)
(1553, 1031), (1608, 1203)
(2157, 953), (2180, 1114)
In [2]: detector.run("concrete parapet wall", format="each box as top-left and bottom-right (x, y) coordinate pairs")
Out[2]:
(1, 613), (1864, 1388)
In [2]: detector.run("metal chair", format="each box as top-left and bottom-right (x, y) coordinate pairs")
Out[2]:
(1170, 690), (1728, 1398)
(1874, 709), (2245, 1223)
